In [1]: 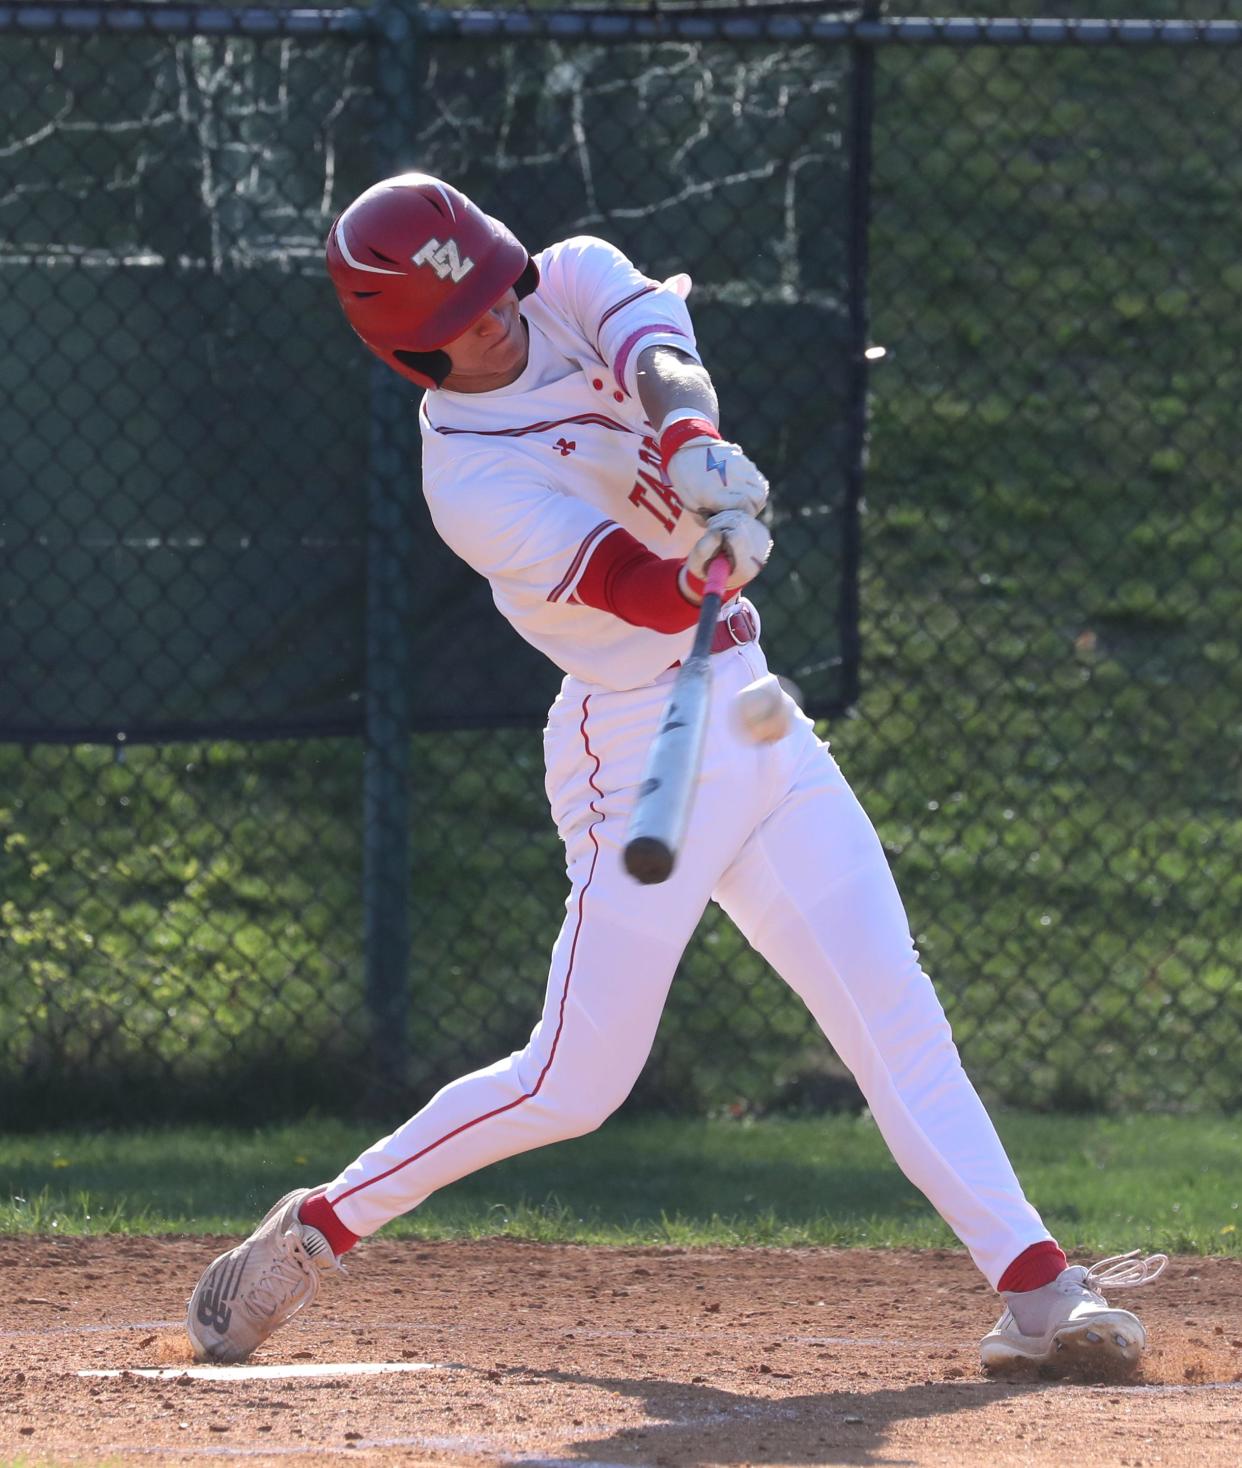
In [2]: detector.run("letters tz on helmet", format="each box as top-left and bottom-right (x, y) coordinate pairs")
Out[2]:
(325, 173), (537, 390)
(412, 238), (475, 284)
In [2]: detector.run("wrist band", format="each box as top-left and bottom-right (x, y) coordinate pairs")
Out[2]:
(678, 562), (707, 604)
(658, 415), (721, 471)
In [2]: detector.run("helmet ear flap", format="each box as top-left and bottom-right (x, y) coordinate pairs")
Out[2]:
(393, 347), (452, 388)
(513, 258), (540, 301)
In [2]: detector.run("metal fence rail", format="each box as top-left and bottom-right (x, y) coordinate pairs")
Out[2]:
(2, 2), (1239, 1122)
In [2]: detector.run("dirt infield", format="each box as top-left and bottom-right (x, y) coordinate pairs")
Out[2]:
(1, 1238), (1240, 1466)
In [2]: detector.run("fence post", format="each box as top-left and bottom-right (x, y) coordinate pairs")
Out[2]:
(362, 0), (419, 1095)
(363, 365), (413, 1095)
(840, 1), (880, 708)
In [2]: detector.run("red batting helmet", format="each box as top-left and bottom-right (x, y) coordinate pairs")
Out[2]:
(325, 173), (539, 390)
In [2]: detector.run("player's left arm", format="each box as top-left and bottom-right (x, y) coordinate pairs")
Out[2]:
(540, 236), (768, 518)
(635, 344), (770, 523)
(634, 343), (718, 432)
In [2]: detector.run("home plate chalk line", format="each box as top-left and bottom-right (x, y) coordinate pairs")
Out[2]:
(79, 1360), (461, 1381)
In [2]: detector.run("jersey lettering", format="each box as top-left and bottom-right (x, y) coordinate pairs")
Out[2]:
(629, 470), (683, 534)
(627, 434), (684, 534)
(412, 237), (475, 284)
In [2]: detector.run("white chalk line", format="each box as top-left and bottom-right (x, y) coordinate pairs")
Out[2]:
(100, 1438), (632, 1465)
(79, 1360), (459, 1382)
(96, 1442), (482, 1462)
(1113, 1381), (1242, 1395)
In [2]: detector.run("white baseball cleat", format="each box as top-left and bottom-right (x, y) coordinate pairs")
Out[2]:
(980, 1250), (1168, 1371)
(186, 1188), (344, 1364)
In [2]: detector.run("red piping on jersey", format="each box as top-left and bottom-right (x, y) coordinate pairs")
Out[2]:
(613, 323), (689, 395)
(596, 284), (657, 351)
(431, 413), (631, 438)
(333, 695), (605, 1208)
(548, 519), (618, 604)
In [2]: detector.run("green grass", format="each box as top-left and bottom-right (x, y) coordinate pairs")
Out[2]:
(1, 1114), (1239, 1256)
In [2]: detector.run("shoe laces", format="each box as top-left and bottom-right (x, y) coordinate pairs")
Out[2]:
(1067, 1250), (1169, 1305)
(246, 1249), (317, 1323)
(1083, 1250), (1168, 1291)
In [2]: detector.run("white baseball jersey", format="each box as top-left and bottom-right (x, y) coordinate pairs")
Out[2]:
(420, 234), (726, 689)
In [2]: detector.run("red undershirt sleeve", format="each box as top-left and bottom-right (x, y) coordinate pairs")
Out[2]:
(571, 524), (701, 633)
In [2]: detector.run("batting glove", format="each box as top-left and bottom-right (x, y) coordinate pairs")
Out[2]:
(679, 510), (772, 602)
(658, 412), (769, 521)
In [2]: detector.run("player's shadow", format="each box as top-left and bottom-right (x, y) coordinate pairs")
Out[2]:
(528, 1369), (1050, 1466)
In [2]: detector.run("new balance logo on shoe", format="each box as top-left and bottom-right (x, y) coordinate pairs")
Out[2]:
(194, 1253), (243, 1334)
(412, 237), (475, 283)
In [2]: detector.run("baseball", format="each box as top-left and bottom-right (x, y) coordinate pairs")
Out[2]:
(732, 673), (793, 744)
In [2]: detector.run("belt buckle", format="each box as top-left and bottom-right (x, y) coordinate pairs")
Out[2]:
(725, 605), (752, 646)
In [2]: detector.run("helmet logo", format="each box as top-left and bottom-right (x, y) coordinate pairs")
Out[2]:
(412, 237), (475, 284)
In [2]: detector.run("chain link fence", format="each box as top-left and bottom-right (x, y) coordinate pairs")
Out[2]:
(862, 20), (1242, 1112)
(2, 0), (1240, 1124)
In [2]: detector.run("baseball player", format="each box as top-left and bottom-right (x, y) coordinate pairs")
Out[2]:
(187, 174), (1164, 1371)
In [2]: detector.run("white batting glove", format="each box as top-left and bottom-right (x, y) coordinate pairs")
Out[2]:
(665, 437), (770, 520)
(679, 509), (772, 602)
(658, 412), (769, 521)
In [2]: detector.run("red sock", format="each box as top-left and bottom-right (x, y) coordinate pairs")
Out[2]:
(297, 1188), (360, 1257)
(997, 1240), (1068, 1294)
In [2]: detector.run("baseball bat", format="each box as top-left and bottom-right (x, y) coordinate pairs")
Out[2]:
(623, 554), (731, 885)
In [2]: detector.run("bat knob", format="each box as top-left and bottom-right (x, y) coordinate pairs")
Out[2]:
(624, 836), (674, 885)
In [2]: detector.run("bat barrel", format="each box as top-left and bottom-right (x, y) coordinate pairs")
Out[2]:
(623, 835), (674, 886)
(622, 651), (713, 884)
(622, 556), (732, 886)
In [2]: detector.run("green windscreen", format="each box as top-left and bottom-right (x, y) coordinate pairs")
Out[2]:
(1, 22), (855, 741)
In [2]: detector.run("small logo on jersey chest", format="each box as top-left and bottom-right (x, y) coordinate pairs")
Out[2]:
(411, 237), (475, 283)
(554, 438), (576, 457)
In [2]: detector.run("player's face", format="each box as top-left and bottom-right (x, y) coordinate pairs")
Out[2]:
(440, 289), (528, 393)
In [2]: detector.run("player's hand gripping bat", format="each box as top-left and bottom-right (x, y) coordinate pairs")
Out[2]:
(623, 555), (730, 885)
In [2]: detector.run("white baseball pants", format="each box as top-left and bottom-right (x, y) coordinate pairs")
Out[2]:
(326, 636), (1052, 1287)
